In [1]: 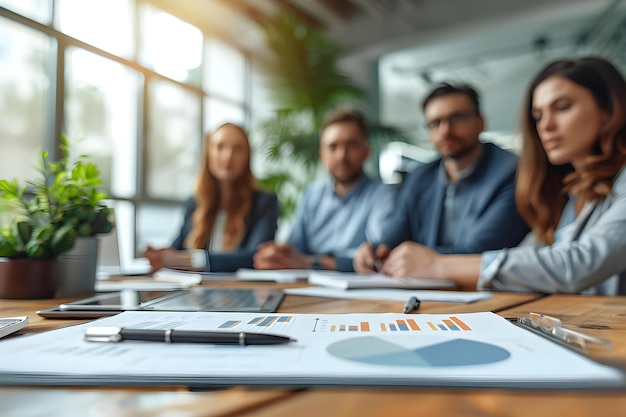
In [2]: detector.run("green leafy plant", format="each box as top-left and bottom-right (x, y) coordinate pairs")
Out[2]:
(0, 135), (113, 259)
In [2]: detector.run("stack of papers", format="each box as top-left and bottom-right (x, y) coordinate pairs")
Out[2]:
(95, 270), (202, 292)
(0, 311), (621, 389)
(308, 271), (456, 290)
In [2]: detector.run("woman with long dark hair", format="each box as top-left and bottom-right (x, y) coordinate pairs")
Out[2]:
(370, 57), (626, 294)
(145, 123), (278, 272)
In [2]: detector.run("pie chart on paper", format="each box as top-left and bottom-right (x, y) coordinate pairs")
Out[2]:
(326, 337), (510, 367)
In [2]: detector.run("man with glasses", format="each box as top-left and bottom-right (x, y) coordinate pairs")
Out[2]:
(354, 83), (529, 274)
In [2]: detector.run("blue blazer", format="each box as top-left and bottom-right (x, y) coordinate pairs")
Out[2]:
(171, 191), (279, 272)
(381, 142), (529, 253)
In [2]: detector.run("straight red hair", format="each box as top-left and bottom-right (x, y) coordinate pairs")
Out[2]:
(184, 123), (257, 250)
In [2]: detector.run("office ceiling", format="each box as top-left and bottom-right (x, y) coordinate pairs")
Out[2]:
(224, 0), (624, 58)
(154, 1), (626, 76)
(154, 0), (626, 136)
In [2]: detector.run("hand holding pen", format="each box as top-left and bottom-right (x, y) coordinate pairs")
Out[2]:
(353, 242), (390, 273)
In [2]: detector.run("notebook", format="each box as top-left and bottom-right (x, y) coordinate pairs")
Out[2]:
(307, 270), (456, 290)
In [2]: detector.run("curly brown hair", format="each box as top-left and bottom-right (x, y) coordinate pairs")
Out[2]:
(517, 57), (626, 244)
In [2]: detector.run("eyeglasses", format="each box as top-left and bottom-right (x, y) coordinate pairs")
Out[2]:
(426, 110), (479, 130)
(518, 312), (611, 354)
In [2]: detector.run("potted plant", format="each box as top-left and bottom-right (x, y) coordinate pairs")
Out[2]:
(0, 135), (113, 298)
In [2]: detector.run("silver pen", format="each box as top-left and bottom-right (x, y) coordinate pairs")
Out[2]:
(402, 296), (421, 314)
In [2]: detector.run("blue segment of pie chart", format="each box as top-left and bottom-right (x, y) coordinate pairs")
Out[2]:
(326, 337), (510, 367)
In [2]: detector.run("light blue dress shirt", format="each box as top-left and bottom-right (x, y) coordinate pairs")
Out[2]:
(287, 175), (396, 271)
(437, 155), (479, 247)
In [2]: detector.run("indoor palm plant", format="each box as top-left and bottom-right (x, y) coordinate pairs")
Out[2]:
(0, 135), (112, 298)
(253, 13), (409, 219)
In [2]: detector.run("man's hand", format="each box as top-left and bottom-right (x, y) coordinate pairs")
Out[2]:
(380, 241), (440, 278)
(253, 242), (310, 270)
(353, 242), (390, 273)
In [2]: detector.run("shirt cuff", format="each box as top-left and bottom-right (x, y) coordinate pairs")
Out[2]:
(477, 249), (507, 290)
(335, 256), (354, 272)
(189, 249), (207, 270)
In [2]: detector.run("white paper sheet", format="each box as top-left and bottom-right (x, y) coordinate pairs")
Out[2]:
(284, 287), (492, 303)
(95, 280), (196, 292)
(0, 311), (622, 389)
(235, 268), (310, 282)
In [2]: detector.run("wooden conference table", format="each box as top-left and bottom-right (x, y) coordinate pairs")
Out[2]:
(0, 280), (625, 417)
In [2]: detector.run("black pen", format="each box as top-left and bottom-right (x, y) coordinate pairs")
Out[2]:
(369, 242), (382, 272)
(84, 327), (296, 345)
(402, 296), (421, 314)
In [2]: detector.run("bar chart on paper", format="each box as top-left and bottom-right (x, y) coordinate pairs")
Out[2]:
(313, 315), (473, 333)
(319, 315), (510, 367)
(217, 315), (295, 333)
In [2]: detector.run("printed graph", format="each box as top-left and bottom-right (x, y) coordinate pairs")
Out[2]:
(318, 316), (472, 333)
(327, 337), (510, 367)
(217, 316), (294, 331)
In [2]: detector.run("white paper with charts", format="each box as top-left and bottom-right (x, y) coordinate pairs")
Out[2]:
(0, 311), (622, 388)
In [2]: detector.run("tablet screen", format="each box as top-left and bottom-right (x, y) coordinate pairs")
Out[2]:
(59, 290), (178, 310)
(47, 288), (284, 317)
(141, 287), (284, 312)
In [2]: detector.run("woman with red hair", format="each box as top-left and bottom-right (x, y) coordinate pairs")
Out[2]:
(145, 123), (278, 272)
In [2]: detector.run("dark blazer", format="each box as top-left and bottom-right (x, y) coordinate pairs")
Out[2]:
(381, 142), (529, 253)
(171, 191), (279, 272)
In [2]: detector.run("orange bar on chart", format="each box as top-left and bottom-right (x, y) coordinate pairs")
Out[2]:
(406, 319), (420, 330)
(450, 316), (472, 331)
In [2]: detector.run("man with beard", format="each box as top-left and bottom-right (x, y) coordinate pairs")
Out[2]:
(354, 83), (529, 273)
(254, 108), (395, 272)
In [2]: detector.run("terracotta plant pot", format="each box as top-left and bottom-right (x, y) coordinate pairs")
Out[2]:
(0, 258), (58, 299)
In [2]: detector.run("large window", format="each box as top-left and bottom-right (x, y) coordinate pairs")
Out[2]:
(0, 0), (52, 24)
(57, 0), (134, 58)
(146, 79), (201, 200)
(139, 4), (202, 86)
(204, 40), (246, 102)
(0, 1), (251, 261)
(204, 97), (246, 134)
(0, 17), (53, 182)
(203, 39), (247, 133)
(64, 47), (140, 198)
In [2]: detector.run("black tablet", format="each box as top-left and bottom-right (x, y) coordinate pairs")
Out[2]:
(37, 288), (285, 319)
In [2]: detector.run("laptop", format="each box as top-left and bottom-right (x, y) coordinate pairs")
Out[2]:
(96, 222), (151, 278)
